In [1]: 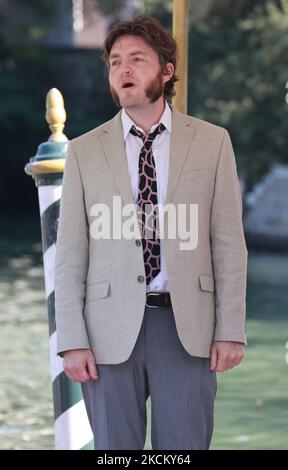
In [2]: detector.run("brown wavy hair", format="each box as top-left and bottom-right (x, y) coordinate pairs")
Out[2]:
(102, 15), (178, 103)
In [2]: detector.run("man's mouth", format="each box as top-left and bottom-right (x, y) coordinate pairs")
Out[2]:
(121, 82), (135, 89)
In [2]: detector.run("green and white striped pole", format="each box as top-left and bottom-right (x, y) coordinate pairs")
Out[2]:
(25, 88), (93, 450)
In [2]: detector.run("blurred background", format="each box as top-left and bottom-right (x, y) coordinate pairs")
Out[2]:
(0, 0), (288, 449)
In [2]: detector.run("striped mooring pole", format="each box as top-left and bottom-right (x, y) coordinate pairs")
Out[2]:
(25, 88), (93, 450)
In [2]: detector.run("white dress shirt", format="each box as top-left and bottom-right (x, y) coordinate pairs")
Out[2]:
(121, 102), (171, 293)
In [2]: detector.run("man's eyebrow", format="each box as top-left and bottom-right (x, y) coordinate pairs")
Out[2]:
(109, 51), (148, 60)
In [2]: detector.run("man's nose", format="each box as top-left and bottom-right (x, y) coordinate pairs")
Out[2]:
(120, 60), (132, 75)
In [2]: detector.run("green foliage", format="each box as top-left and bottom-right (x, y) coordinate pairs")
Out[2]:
(0, 44), (116, 213)
(188, 0), (288, 190)
(14, 0), (60, 18)
(137, 0), (288, 189)
(95, 0), (126, 16)
(8, 1), (72, 42)
(1, 0), (287, 215)
(141, 0), (173, 15)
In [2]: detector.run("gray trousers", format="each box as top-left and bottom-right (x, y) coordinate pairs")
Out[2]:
(81, 305), (217, 450)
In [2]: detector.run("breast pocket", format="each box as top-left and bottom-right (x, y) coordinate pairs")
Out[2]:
(183, 167), (214, 180)
(85, 280), (110, 303)
(179, 167), (215, 202)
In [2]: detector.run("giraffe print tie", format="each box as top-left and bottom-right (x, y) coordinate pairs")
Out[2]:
(130, 123), (165, 285)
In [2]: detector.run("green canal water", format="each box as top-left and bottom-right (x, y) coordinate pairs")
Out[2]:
(1, 217), (288, 449)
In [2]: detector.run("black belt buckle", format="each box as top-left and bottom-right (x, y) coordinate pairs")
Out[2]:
(146, 292), (161, 308)
(146, 292), (171, 308)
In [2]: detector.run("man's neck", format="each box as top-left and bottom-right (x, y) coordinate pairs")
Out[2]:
(124, 97), (165, 135)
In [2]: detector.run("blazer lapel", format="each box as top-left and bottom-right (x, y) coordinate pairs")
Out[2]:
(165, 108), (196, 205)
(99, 111), (135, 207)
(99, 107), (196, 208)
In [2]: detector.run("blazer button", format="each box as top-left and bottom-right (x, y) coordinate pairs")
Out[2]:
(135, 239), (141, 247)
(137, 275), (145, 283)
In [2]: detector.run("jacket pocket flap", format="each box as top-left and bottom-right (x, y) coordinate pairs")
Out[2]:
(85, 281), (110, 301)
(199, 275), (215, 293)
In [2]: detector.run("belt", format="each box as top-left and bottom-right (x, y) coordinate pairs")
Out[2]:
(146, 292), (171, 308)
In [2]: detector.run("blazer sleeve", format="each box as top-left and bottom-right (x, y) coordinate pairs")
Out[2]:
(210, 129), (248, 344)
(55, 141), (90, 356)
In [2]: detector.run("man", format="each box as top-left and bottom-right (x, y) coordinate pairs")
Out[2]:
(55, 15), (247, 450)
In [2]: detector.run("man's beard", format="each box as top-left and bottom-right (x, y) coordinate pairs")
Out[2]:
(110, 70), (164, 108)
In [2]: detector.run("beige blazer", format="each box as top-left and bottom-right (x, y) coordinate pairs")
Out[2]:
(55, 108), (247, 363)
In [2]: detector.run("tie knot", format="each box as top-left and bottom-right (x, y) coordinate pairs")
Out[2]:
(130, 122), (165, 144)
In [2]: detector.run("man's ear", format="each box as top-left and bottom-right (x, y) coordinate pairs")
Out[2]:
(163, 63), (174, 83)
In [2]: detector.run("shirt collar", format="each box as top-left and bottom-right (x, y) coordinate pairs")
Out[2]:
(121, 101), (172, 142)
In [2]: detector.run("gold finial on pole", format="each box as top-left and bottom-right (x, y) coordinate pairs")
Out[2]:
(45, 88), (68, 142)
(172, 0), (189, 114)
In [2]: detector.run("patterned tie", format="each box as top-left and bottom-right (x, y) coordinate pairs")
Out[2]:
(130, 123), (165, 285)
